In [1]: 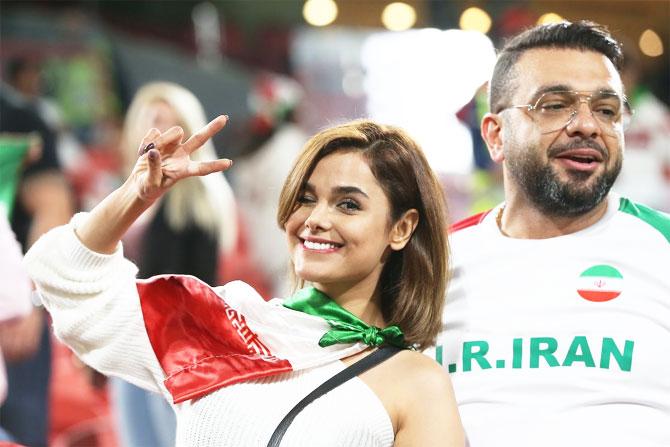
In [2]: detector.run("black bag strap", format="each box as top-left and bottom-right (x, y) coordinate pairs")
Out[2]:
(267, 345), (403, 447)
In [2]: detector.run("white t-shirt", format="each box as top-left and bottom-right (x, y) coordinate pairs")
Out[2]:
(428, 193), (670, 446)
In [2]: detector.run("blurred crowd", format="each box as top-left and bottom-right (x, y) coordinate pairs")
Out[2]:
(1, 6), (668, 447)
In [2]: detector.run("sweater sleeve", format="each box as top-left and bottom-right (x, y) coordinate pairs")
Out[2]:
(24, 212), (166, 394)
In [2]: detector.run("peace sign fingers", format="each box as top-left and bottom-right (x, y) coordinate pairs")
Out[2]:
(128, 114), (231, 203)
(182, 115), (229, 155)
(187, 158), (233, 177)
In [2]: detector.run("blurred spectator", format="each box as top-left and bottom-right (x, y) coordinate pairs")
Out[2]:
(0, 164), (33, 441)
(3, 56), (85, 171)
(109, 81), (238, 447)
(456, 81), (504, 215)
(231, 73), (309, 297)
(0, 62), (75, 447)
(0, 132), (42, 218)
(614, 46), (670, 211)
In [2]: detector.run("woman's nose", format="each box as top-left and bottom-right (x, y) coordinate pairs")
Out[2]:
(304, 202), (332, 232)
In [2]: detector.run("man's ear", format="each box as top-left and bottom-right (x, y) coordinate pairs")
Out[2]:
(481, 112), (505, 163)
(389, 209), (419, 251)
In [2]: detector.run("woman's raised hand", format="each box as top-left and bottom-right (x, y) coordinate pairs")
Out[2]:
(130, 115), (232, 203)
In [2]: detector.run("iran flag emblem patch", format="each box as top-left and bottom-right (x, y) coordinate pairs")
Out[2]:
(577, 265), (624, 302)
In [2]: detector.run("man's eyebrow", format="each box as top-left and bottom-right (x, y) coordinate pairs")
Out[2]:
(530, 84), (574, 98)
(530, 85), (619, 99)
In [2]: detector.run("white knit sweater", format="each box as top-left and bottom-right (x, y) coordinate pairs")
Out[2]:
(25, 214), (394, 447)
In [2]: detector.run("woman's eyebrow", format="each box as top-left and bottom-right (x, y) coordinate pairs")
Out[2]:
(333, 186), (369, 198)
(302, 183), (369, 198)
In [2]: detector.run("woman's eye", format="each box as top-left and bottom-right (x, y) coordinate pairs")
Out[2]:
(297, 194), (315, 204)
(338, 199), (360, 211)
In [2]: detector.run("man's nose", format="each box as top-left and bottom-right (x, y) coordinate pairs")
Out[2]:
(565, 101), (602, 139)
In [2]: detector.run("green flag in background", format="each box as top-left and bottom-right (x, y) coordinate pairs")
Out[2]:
(0, 134), (33, 219)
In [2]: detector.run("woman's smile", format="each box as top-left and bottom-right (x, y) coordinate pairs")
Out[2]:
(301, 237), (343, 252)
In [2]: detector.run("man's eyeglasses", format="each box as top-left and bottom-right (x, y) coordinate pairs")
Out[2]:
(498, 90), (632, 136)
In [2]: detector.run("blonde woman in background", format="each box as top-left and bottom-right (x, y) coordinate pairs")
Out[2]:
(111, 82), (237, 447)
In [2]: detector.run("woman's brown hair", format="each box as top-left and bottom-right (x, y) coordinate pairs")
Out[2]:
(277, 120), (449, 349)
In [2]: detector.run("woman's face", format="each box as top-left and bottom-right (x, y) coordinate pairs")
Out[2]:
(126, 99), (181, 172)
(285, 150), (395, 296)
(141, 100), (180, 132)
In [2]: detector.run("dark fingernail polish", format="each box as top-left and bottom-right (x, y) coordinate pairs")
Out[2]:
(139, 142), (156, 156)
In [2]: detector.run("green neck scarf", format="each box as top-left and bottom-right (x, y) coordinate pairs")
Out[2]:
(283, 287), (406, 349)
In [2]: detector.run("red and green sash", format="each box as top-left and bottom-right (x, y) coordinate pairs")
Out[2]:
(137, 275), (404, 403)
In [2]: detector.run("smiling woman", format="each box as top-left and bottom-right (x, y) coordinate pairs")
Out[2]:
(278, 120), (450, 349)
(24, 117), (464, 446)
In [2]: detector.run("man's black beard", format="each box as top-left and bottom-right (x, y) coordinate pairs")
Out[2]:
(507, 143), (622, 217)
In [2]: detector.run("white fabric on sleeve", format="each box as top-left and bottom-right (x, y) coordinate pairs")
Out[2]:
(24, 212), (166, 394)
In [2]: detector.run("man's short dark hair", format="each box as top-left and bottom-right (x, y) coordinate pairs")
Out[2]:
(489, 20), (624, 113)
